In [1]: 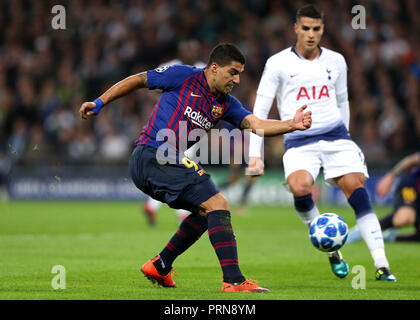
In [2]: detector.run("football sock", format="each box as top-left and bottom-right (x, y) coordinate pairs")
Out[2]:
(146, 197), (162, 212)
(218, 180), (232, 190)
(396, 231), (420, 242)
(239, 181), (253, 206)
(207, 210), (245, 284)
(175, 209), (189, 221)
(348, 187), (389, 268)
(294, 193), (320, 228)
(157, 212), (208, 274)
(379, 213), (394, 230)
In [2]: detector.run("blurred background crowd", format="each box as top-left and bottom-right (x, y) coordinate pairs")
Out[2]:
(0, 0), (419, 173)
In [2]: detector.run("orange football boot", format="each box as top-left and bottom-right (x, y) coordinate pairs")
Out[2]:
(221, 279), (270, 293)
(141, 256), (177, 287)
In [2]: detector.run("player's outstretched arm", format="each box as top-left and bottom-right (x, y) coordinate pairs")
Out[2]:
(79, 72), (148, 119)
(240, 105), (311, 136)
(376, 152), (420, 197)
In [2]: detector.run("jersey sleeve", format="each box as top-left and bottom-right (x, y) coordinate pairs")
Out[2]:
(222, 95), (251, 128)
(256, 57), (283, 98)
(335, 54), (348, 101)
(248, 94), (275, 158)
(335, 54), (350, 129)
(147, 64), (191, 91)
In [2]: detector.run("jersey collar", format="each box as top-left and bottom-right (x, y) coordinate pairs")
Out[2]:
(291, 45), (323, 60)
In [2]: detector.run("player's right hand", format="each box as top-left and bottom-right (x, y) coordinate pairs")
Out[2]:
(376, 173), (394, 197)
(79, 102), (98, 119)
(246, 157), (265, 176)
(293, 105), (312, 131)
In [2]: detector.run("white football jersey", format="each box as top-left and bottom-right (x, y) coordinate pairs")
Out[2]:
(256, 46), (348, 146)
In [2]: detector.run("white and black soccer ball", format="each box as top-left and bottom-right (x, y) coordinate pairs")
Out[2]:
(309, 213), (348, 252)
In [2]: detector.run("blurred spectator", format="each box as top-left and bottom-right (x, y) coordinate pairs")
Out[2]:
(0, 0), (418, 169)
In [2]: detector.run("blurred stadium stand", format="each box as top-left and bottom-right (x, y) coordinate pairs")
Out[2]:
(0, 0), (419, 201)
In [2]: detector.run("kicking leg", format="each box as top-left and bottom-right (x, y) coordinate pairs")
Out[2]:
(288, 170), (320, 227)
(288, 170), (349, 278)
(335, 173), (397, 281)
(141, 211), (207, 287)
(200, 192), (269, 292)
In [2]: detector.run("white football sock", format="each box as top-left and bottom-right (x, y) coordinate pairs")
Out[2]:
(176, 209), (189, 221)
(356, 212), (389, 268)
(297, 205), (320, 229)
(146, 197), (163, 211)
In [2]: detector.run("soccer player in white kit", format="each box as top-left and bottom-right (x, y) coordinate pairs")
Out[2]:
(247, 4), (397, 281)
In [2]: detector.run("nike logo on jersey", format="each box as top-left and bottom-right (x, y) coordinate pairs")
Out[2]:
(290, 74), (298, 78)
(190, 92), (201, 97)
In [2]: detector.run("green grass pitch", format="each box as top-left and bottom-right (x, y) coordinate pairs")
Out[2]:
(0, 200), (419, 300)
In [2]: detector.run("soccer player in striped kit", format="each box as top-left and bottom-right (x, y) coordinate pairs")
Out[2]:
(79, 43), (312, 292)
(247, 4), (397, 281)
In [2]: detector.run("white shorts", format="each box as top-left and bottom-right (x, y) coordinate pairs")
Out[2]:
(283, 139), (369, 186)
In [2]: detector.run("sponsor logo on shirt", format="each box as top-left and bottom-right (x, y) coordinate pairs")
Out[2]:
(184, 106), (213, 130)
(296, 85), (330, 101)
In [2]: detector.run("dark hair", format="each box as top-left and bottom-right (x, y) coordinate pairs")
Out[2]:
(296, 4), (324, 22)
(206, 43), (245, 68)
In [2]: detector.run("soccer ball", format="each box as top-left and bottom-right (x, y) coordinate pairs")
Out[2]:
(309, 213), (348, 252)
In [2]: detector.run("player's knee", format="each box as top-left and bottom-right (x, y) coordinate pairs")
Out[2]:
(350, 177), (365, 193)
(199, 193), (229, 215)
(392, 207), (416, 227)
(289, 182), (312, 197)
(287, 171), (313, 196)
(337, 173), (366, 198)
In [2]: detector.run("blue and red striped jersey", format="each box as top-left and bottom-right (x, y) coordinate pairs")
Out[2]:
(407, 151), (420, 194)
(135, 64), (251, 151)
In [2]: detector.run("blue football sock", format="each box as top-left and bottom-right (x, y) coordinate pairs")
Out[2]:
(207, 210), (245, 283)
(158, 212), (207, 272)
(294, 193), (320, 228)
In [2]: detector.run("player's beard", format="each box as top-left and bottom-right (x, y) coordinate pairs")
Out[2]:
(225, 84), (234, 93)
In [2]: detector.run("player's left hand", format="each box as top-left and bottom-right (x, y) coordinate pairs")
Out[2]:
(246, 157), (265, 176)
(79, 102), (98, 119)
(292, 105), (312, 130)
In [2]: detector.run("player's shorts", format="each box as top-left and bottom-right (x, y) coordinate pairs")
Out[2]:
(283, 139), (369, 186)
(129, 144), (219, 213)
(392, 175), (420, 228)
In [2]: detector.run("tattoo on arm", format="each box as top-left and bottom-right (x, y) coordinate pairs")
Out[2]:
(240, 117), (251, 130)
(136, 72), (148, 88)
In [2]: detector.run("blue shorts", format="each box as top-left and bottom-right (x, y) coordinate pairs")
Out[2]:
(129, 144), (219, 212)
